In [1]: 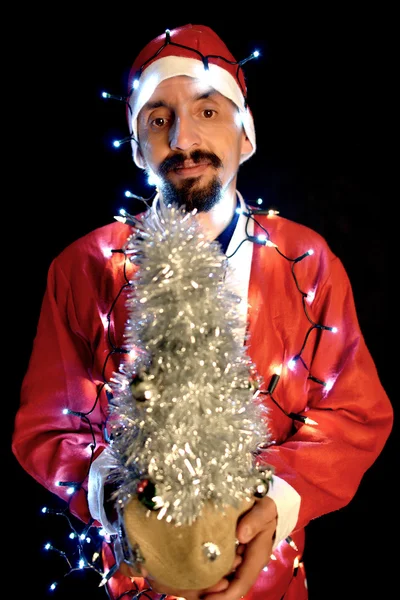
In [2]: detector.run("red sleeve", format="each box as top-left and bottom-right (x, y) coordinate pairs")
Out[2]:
(258, 254), (393, 531)
(12, 257), (108, 523)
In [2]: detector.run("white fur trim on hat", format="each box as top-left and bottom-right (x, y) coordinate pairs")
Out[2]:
(128, 55), (256, 168)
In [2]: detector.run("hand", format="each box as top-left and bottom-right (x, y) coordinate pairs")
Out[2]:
(201, 496), (278, 600)
(118, 551), (244, 600)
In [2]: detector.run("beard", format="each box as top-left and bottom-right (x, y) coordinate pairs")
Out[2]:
(154, 149), (223, 213)
(160, 175), (222, 213)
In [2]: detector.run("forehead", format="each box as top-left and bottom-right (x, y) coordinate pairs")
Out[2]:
(143, 75), (228, 107)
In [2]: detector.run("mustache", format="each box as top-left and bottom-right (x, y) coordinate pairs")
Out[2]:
(158, 149), (222, 176)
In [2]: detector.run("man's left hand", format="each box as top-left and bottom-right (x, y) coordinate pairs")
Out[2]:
(201, 495), (277, 600)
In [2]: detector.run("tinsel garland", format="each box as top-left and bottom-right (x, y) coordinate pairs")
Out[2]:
(107, 202), (272, 526)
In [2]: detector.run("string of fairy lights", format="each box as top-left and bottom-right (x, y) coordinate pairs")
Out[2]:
(39, 196), (338, 596)
(36, 29), (328, 597)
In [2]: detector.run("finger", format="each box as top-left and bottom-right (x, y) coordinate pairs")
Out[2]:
(231, 554), (243, 571)
(236, 497), (277, 544)
(145, 578), (207, 600)
(142, 572), (229, 599)
(202, 528), (272, 600)
(203, 578), (230, 594)
(203, 558), (243, 594)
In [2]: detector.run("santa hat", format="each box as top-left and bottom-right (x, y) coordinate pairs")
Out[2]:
(126, 24), (256, 169)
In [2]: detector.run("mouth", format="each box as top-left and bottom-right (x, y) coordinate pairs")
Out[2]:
(172, 160), (212, 178)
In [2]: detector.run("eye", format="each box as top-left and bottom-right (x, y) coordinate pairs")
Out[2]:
(202, 109), (216, 119)
(151, 116), (169, 129)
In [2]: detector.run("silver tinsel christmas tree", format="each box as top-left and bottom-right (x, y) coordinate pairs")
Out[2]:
(107, 202), (273, 526)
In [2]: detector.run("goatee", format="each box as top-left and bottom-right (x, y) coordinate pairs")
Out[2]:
(160, 176), (222, 213)
(155, 149), (223, 213)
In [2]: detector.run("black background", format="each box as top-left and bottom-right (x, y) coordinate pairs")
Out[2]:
(8, 5), (396, 599)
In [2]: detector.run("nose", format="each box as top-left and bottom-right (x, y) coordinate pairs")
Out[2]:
(170, 114), (201, 152)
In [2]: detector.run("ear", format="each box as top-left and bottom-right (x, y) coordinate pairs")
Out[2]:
(137, 145), (145, 163)
(240, 131), (253, 157)
(131, 141), (147, 170)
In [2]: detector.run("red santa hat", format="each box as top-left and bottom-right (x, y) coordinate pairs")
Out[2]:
(127, 24), (256, 169)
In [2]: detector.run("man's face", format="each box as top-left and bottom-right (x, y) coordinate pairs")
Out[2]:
(136, 75), (252, 212)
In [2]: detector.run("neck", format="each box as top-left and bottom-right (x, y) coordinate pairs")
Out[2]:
(195, 189), (237, 240)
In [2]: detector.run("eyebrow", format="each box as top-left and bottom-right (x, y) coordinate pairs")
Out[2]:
(144, 89), (218, 111)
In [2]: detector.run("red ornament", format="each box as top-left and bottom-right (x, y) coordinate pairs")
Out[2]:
(137, 479), (149, 494)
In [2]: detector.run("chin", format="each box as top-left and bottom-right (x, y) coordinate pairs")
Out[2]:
(160, 176), (222, 214)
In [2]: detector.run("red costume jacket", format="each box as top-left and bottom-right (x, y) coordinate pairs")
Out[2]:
(12, 208), (393, 600)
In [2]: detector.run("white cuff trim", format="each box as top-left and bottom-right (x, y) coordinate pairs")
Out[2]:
(87, 447), (119, 535)
(267, 475), (301, 550)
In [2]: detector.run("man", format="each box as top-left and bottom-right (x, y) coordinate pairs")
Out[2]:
(12, 23), (393, 600)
